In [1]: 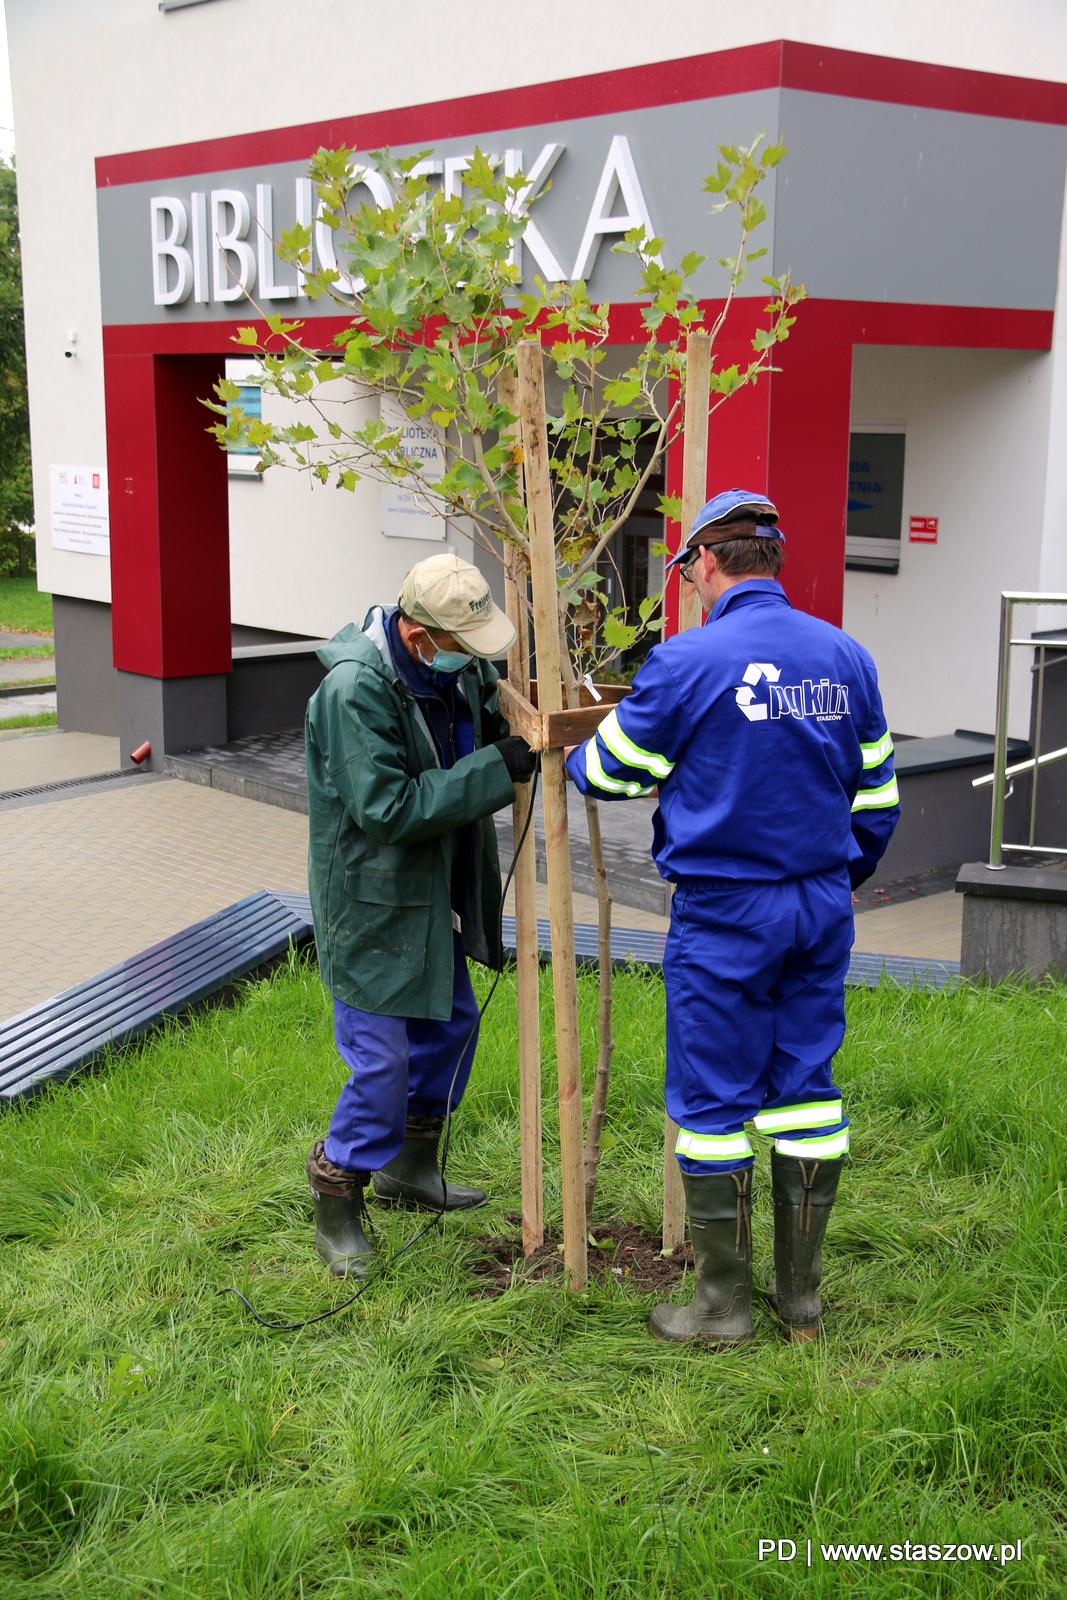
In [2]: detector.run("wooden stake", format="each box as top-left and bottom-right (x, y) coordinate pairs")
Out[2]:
(662, 328), (712, 1255)
(516, 338), (587, 1289)
(676, 329), (712, 634)
(498, 367), (543, 1257)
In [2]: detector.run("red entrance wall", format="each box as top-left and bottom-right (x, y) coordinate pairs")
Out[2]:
(660, 300), (1053, 634)
(105, 351), (230, 678)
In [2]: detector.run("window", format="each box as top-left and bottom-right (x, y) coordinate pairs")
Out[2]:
(845, 431), (905, 574)
(224, 359), (262, 479)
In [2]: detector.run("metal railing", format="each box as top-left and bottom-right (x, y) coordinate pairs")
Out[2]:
(973, 592), (1067, 866)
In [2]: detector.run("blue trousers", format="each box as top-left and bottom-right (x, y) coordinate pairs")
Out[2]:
(324, 933), (480, 1173)
(663, 871), (853, 1174)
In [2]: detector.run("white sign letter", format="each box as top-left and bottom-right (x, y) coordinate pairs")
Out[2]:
(150, 196), (192, 306)
(295, 177), (313, 295)
(211, 189), (256, 302)
(571, 135), (660, 281)
(256, 183), (296, 300)
(505, 144), (566, 282)
(190, 191), (209, 303)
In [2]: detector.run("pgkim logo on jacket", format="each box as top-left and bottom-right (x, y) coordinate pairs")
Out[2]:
(734, 663), (850, 724)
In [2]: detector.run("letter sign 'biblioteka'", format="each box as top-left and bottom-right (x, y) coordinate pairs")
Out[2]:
(149, 139), (656, 307)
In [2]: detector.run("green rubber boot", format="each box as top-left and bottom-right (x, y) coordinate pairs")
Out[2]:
(649, 1168), (753, 1347)
(767, 1150), (844, 1341)
(307, 1140), (375, 1278)
(372, 1115), (487, 1212)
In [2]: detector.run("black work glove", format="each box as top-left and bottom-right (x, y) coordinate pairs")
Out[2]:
(493, 736), (537, 783)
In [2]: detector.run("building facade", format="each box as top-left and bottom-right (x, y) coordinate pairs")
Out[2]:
(7, 0), (1067, 763)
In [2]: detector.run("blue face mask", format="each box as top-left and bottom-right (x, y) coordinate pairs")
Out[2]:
(418, 640), (474, 675)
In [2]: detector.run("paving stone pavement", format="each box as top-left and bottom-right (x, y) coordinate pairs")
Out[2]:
(853, 889), (962, 962)
(0, 775), (309, 1022)
(0, 731), (120, 782)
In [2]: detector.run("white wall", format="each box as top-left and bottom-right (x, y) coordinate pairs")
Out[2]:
(227, 380), (477, 637)
(8, 0), (1067, 628)
(843, 345), (1052, 739)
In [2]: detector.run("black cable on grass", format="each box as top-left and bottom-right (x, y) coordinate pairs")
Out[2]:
(222, 758), (542, 1331)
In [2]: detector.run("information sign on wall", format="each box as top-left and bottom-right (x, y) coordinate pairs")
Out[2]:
(379, 395), (448, 540)
(909, 516), (939, 543)
(49, 464), (109, 556)
(845, 433), (905, 574)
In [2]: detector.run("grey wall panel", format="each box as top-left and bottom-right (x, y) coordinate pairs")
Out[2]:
(867, 765), (992, 884)
(99, 83), (1067, 331)
(97, 91), (783, 325)
(53, 595), (118, 736)
(226, 653), (327, 740)
(775, 89), (1067, 310)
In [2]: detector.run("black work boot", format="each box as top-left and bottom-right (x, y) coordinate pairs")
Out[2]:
(372, 1115), (487, 1211)
(649, 1168), (753, 1347)
(767, 1149), (845, 1342)
(307, 1140), (375, 1278)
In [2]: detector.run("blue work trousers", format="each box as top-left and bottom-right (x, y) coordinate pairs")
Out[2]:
(324, 933), (480, 1173)
(664, 871), (853, 1174)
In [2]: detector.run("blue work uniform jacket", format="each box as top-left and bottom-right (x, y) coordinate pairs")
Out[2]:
(566, 580), (899, 888)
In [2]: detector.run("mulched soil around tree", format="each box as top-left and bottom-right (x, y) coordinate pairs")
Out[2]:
(473, 1219), (694, 1296)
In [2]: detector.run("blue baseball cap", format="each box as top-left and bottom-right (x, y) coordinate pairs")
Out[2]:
(665, 488), (784, 570)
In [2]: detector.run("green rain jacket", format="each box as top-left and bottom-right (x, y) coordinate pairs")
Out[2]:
(305, 605), (516, 1020)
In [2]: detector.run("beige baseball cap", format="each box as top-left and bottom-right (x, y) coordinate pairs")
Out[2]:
(398, 553), (516, 659)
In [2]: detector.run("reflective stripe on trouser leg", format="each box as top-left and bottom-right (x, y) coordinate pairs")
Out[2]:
(774, 1127), (850, 1159)
(753, 1099), (843, 1136)
(675, 1128), (754, 1164)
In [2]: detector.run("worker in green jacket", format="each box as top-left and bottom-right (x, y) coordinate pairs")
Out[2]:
(304, 552), (537, 1276)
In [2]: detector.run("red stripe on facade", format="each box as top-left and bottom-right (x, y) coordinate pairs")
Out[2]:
(95, 40), (1067, 189)
(94, 42), (782, 187)
(779, 40), (1067, 125)
(101, 302), (1055, 359)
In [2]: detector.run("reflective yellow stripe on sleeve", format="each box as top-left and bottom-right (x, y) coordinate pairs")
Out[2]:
(851, 776), (900, 811)
(597, 707), (675, 781)
(584, 736), (656, 798)
(860, 731), (894, 768)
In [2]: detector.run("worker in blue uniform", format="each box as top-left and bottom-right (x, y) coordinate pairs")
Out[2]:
(566, 490), (899, 1346)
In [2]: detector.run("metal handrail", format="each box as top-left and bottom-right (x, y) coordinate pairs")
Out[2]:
(972, 743), (1067, 788)
(987, 592), (1067, 866)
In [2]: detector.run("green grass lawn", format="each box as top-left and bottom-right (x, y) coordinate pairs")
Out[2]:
(0, 576), (53, 636)
(0, 710), (56, 731)
(2, 959), (1065, 1597)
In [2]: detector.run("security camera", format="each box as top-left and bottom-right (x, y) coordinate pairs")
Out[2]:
(63, 329), (77, 359)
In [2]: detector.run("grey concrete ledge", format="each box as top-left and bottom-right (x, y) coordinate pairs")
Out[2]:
(163, 753), (309, 816)
(956, 862), (1067, 903)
